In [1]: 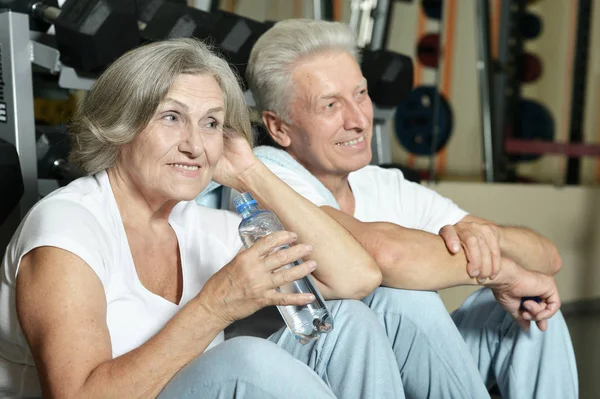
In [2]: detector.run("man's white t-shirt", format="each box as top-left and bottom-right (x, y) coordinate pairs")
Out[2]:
(0, 170), (242, 398)
(264, 164), (468, 234)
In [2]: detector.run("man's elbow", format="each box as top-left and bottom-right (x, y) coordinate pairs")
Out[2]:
(549, 245), (562, 275)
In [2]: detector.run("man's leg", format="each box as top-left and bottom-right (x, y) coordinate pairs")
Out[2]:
(451, 288), (578, 399)
(362, 287), (491, 399)
(158, 336), (336, 399)
(269, 298), (406, 399)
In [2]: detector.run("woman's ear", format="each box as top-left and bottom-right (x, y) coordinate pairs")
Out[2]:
(262, 111), (292, 147)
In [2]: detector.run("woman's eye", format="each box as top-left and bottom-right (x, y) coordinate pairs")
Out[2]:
(164, 114), (178, 122)
(205, 118), (223, 130)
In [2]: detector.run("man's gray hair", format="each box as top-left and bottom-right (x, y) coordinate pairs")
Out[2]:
(69, 37), (252, 175)
(246, 19), (358, 123)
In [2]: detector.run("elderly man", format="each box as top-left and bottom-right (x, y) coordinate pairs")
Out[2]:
(240, 18), (578, 399)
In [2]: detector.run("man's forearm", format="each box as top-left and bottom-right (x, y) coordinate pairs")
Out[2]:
(461, 215), (562, 275)
(320, 207), (478, 290)
(498, 226), (562, 275)
(373, 223), (480, 290)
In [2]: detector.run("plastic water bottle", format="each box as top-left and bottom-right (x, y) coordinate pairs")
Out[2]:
(234, 192), (334, 344)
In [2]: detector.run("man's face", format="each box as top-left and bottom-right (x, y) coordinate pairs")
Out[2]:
(284, 50), (374, 178)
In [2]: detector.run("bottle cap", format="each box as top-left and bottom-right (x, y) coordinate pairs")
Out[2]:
(233, 192), (258, 214)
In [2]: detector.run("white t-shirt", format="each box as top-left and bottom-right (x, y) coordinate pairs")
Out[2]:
(0, 171), (242, 398)
(264, 164), (468, 234)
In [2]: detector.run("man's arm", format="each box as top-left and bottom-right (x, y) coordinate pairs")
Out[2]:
(320, 206), (478, 290)
(441, 215), (562, 277)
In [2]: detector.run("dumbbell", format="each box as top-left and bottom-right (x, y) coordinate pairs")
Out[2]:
(361, 49), (414, 109)
(28, 0), (140, 73)
(138, 0), (269, 85)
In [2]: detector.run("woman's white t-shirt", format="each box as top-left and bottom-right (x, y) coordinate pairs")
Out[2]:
(0, 170), (242, 398)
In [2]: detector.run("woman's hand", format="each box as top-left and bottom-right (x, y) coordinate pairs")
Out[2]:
(212, 134), (261, 191)
(197, 231), (317, 328)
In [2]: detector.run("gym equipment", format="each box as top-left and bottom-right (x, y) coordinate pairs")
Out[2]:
(137, 1), (268, 85)
(139, 2), (217, 45)
(509, 100), (554, 162)
(31, 1), (140, 73)
(361, 49), (414, 109)
(0, 0), (58, 32)
(565, 0), (593, 184)
(136, 0), (189, 24)
(520, 53), (543, 83)
(0, 139), (24, 225)
(36, 125), (82, 182)
(422, 0), (443, 21)
(394, 86), (453, 156)
(210, 11), (270, 83)
(416, 33), (440, 68)
(521, 12), (542, 40)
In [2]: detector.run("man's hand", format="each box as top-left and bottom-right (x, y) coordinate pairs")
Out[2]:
(439, 221), (502, 282)
(487, 258), (561, 332)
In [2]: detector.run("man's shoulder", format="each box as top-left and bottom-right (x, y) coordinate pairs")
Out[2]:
(350, 165), (404, 182)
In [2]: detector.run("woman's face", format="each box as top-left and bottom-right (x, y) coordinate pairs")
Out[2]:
(118, 73), (226, 204)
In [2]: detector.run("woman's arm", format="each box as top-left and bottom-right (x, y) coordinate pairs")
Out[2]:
(17, 247), (222, 399)
(215, 137), (382, 301)
(237, 161), (382, 300)
(17, 234), (315, 399)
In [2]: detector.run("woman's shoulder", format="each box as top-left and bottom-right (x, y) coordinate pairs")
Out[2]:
(4, 173), (116, 285)
(23, 173), (114, 231)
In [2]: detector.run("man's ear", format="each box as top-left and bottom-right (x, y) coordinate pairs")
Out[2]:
(262, 111), (292, 147)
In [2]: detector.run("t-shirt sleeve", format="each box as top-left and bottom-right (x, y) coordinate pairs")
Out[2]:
(10, 198), (109, 285)
(262, 161), (331, 207)
(393, 171), (468, 234)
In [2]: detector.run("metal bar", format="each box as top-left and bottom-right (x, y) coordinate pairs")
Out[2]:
(505, 139), (600, 157)
(0, 11), (39, 217)
(313, 0), (324, 20)
(475, 0), (496, 182)
(566, 0), (593, 184)
(369, 0), (390, 51)
(370, 120), (392, 165)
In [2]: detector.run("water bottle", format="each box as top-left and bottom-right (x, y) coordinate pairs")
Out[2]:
(233, 192), (334, 344)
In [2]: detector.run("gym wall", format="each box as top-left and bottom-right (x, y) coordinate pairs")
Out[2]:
(229, 0), (600, 185)
(386, 0), (600, 185)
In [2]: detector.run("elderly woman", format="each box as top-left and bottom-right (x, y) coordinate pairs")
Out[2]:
(0, 38), (411, 398)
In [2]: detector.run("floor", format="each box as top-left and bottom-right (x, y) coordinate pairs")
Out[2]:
(564, 299), (600, 399)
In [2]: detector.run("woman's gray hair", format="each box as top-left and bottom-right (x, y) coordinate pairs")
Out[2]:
(69, 37), (252, 175)
(246, 19), (358, 123)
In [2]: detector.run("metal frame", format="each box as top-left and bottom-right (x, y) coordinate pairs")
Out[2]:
(0, 11), (39, 218)
(566, 0), (593, 184)
(474, 0), (497, 182)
